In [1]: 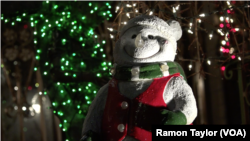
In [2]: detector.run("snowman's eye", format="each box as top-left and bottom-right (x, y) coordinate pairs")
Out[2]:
(131, 34), (137, 39)
(148, 35), (154, 39)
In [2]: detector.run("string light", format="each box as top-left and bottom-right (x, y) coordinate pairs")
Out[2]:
(126, 13), (130, 18)
(207, 60), (211, 65)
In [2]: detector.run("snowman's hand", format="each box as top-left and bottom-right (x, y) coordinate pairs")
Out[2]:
(161, 109), (187, 125)
(80, 130), (100, 141)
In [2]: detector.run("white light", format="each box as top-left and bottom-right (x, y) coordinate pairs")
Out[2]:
(230, 19), (234, 23)
(188, 29), (193, 34)
(133, 3), (136, 7)
(235, 28), (239, 31)
(189, 22), (193, 27)
(107, 28), (113, 32)
(115, 6), (120, 13)
(220, 47), (223, 52)
(22, 106), (27, 111)
(199, 13), (205, 17)
(39, 92), (42, 95)
(126, 13), (130, 18)
(209, 34), (213, 40)
(14, 106), (18, 110)
(188, 64), (192, 71)
(198, 19), (201, 23)
(172, 7), (176, 13)
(238, 57), (241, 60)
(135, 9), (138, 13)
(126, 4), (132, 7)
(226, 17), (229, 21)
(227, 1), (230, 5)
(175, 5), (180, 10)
(32, 104), (41, 113)
(149, 11), (153, 15)
(122, 22), (127, 25)
(229, 48), (234, 54)
(221, 40), (226, 45)
(220, 16), (224, 22)
(110, 34), (114, 39)
(207, 60), (211, 65)
(14, 86), (18, 91)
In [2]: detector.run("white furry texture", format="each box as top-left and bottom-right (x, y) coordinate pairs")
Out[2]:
(82, 15), (197, 138)
(114, 15), (182, 65)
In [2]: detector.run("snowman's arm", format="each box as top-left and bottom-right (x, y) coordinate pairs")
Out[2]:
(164, 77), (197, 125)
(81, 83), (108, 136)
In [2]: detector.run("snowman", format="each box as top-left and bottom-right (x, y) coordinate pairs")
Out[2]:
(81, 15), (197, 141)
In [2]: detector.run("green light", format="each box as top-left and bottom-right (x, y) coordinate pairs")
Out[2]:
(82, 43), (85, 47)
(57, 82), (60, 85)
(85, 86), (89, 89)
(79, 110), (82, 114)
(102, 40), (106, 44)
(73, 26), (77, 29)
(79, 37), (83, 41)
(46, 0), (49, 3)
(94, 7), (98, 10)
(78, 88), (82, 91)
(40, 14), (43, 18)
(93, 90), (97, 94)
(1, 16), (3, 20)
(82, 16), (85, 20)
(72, 89), (76, 92)
(106, 3), (109, 6)
(48, 24), (51, 27)
(72, 22), (74, 25)
(54, 5), (58, 9)
(41, 29), (44, 32)
(30, 17), (33, 20)
(34, 31), (37, 35)
(5, 19), (8, 23)
(56, 21), (58, 24)
(62, 12), (65, 15)
(65, 73), (68, 76)
(88, 83), (92, 87)
(97, 44), (100, 47)
(103, 13), (106, 16)
(107, 11), (110, 14)
(61, 90), (64, 93)
(41, 33), (45, 37)
(95, 35), (97, 38)
(100, 48), (103, 52)
(34, 67), (37, 71)
(71, 29), (74, 32)
(67, 12), (70, 15)
(59, 124), (62, 127)
(52, 102), (56, 106)
(108, 6), (111, 9)
(36, 56), (40, 60)
(62, 58), (65, 61)
(87, 101), (91, 104)
(81, 62), (84, 65)
(67, 100), (71, 103)
(45, 62), (49, 66)
(53, 111), (56, 113)
(79, 26), (82, 29)
(12, 22), (15, 26)
(35, 20), (38, 24)
(103, 54), (106, 58)
(77, 105), (80, 109)
(89, 3), (92, 6)
(44, 91), (47, 95)
(109, 14), (112, 17)
(85, 96), (89, 100)
(23, 13), (26, 16)
(73, 74), (76, 77)
(97, 73), (101, 77)
(62, 39), (66, 42)
(72, 53), (76, 56)
(37, 49), (41, 53)
(60, 18), (63, 21)
(90, 10), (94, 14)
(63, 102), (66, 105)
(44, 72), (47, 75)
(94, 51), (97, 54)
(61, 66), (64, 70)
(108, 62), (112, 66)
(43, 26), (46, 29)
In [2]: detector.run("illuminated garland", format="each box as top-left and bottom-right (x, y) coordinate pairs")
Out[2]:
(2, 1), (112, 141)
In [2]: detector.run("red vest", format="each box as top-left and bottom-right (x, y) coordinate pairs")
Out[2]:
(101, 73), (180, 141)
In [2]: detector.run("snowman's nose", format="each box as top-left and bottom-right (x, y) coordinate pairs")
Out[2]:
(134, 33), (145, 48)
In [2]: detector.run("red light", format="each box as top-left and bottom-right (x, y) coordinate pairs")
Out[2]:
(227, 10), (231, 14)
(23, 24), (28, 29)
(28, 86), (32, 90)
(231, 55), (235, 59)
(231, 28), (236, 32)
(220, 23), (224, 28)
(226, 23), (231, 28)
(221, 66), (225, 71)
(226, 42), (230, 46)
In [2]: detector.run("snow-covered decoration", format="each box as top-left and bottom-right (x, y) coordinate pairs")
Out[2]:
(81, 15), (197, 141)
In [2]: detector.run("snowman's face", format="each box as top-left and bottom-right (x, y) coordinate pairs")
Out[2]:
(114, 25), (176, 65)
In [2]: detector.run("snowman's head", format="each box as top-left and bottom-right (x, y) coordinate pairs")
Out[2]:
(113, 15), (182, 66)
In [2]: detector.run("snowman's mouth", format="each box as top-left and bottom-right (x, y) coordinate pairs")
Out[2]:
(124, 45), (162, 59)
